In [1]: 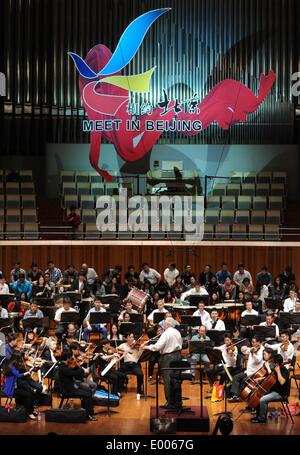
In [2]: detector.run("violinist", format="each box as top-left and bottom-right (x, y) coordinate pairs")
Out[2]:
(5, 332), (18, 360)
(251, 353), (289, 423)
(41, 337), (61, 382)
(259, 312), (279, 338)
(265, 331), (295, 369)
(58, 351), (96, 421)
(205, 333), (238, 390)
(119, 332), (144, 400)
(68, 342), (97, 395)
(93, 339), (127, 395)
(229, 336), (264, 402)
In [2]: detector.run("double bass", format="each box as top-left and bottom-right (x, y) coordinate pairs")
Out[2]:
(240, 363), (276, 408)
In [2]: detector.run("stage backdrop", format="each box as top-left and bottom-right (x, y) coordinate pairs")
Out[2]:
(0, 245), (300, 285)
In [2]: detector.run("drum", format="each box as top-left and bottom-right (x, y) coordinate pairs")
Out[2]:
(127, 287), (148, 313)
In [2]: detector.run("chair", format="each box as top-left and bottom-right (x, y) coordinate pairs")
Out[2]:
(267, 379), (294, 424)
(80, 195), (95, 210)
(91, 183), (105, 197)
(82, 209), (97, 224)
(235, 210), (250, 224)
(75, 171), (90, 183)
(23, 223), (39, 240)
(270, 183), (285, 196)
(19, 170), (33, 181)
(221, 196), (235, 210)
(85, 223), (101, 239)
(0, 224), (4, 239)
(241, 184), (255, 196)
(243, 172), (256, 183)
(105, 183), (119, 196)
(206, 196), (220, 209)
(232, 224), (247, 240)
(220, 210), (234, 224)
(62, 182), (76, 195)
(63, 195), (78, 209)
(0, 210), (4, 223)
(229, 171), (243, 183)
(212, 184), (226, 196)
(150, 226), (166, 240)
(90, 172), (103, 183)
(77, 183), (91, 196)
(253, 196), (267, 210)
(6, 182), (20, 195)
(251, 210), (266, 225)
(268, 196), (283, 210)
(226, 184), (240, 196)
(291, 361), (300, 398)
(60, 171), (75, 183)
(248, 224), (263, 240)
(0, 183), (3, 195)
(21, 195), (36, 209)
(0, 196), (4, 210)
(272, 172), (287, 184)
(20, 182), (35, 195)
(6, 209), (21, 223)
(266, 210), (281, 225)
(256, 184), (270, 196)
(133, 231), (149, 240)
(205, 210), (219, 224)
(22, 209), (37, 223)
(215, 224), (230, 240)
(6, 195), (21, 209)
(264, 225), (280, 241)
(237, 196), (252, 210)
(6, 223), (22, 239)
(257, 171), (272, 183)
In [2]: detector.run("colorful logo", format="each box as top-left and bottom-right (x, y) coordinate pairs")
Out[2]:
(69, 8), (276, 182)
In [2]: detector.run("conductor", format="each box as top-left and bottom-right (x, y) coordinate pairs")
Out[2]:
(141, 317), (182, 409)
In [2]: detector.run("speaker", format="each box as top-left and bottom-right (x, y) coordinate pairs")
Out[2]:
(45, 408), (87, 423)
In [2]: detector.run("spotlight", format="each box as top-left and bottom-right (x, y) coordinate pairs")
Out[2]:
(212, 414), (233, 435)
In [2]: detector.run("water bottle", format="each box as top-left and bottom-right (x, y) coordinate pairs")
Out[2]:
(37, 412), (41, 421)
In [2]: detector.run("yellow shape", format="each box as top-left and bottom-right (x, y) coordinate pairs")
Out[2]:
(100, 67), (156, 93)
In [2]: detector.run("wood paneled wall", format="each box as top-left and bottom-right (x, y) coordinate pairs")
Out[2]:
(0, 245), (299, 284)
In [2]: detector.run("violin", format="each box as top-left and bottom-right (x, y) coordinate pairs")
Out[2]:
(67, 356), (81, 369)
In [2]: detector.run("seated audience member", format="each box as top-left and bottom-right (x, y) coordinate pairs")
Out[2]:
(26, 262), (43, 284)
(216, 263), (232, 285)
(105, 276), (123, 296)
(163, 290), (175, 305)
(0, 273), (10, 294)
(210, 292), (220, 306)
(163, 263), (180, 287)
(259, 312), (279, 337)
(256, 266), (272, 289)
(62, 264), (79, 284)
(92, 278), (106, 298)
(233, 263), (253, 290)
(279, 265), (296, 288)
(283, 289), (299, 312)
(54, 297), (78, 341)
(221, 276), (237, 300)
(45, 260), (62, 284)
(10, 261), (26, 283)
(118, 301), (138, 321)
(12, 273), (32, 300)
(172, 275), (187, 299)
(193, 301), (211, 328)
(182, 264), (195, 287)
(270, 276), (285, 301)
(180, 282), (209, 302)
(154, 280), (170, 299)
(139, 263), (161, 286)
(65, 205), (81, 233)
(81, 263), (98, 285)
(206, 308), (226, 331)
(199, 264), (213, 287)
(147, 300), (168, 324)
(239, 277), (254, 295)
(206, 276), (222, 298)
(82, 297), (107, 341)
(23, 301), (44, 320)
(124, 265), (139, 286)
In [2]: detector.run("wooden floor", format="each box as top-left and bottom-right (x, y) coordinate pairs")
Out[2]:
(0, 374), (299, 436)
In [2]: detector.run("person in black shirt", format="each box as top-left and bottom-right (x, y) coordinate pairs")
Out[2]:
(279, 266), (296, 288)
(93, 339), (127, 395)
(124, 266), (139, 286)
(182, 264), (195, 286)
(251, 353), (289, 423)
(199, 264), (213, 287)
(27, 262), (43, 284)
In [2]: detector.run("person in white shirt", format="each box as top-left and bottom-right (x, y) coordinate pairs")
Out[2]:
(0, 302), (8, 318)
(283, 290), (299, 312)
(142, 317), (182, 408)
(82, 297), (107, 341)
(139, 263), (161, 285)
(206, 308), (226, 331)
(259, 313), (279, 337)
(81, 263), (98, 285)
(241, 301), (259, 318)
(163, 263), (180, 287)
(119, 332), (144, 399)
(192, 301), (211, 329)
(265, 331), (294, 369)
(229, 336), (264, 401)
(54, 297), (78, 340)
(233, 263), (253, 288)
(147, 301), (168, 324)
(180, 283), (209, 302)
(206, 333), (238, 387)
(0, 274), (10, 295)
(118, 301), (138, 321)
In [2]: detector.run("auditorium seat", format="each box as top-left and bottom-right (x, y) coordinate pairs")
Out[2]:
(0, 210), (4, 223)
(229, 171), (243, 183)
(23, 223), (39, 240)
(241, 183), (255, 196)
(252, 196), (267, 210)
(237, 196), (252, 210)
(19, 170), (33, 181)
(257, 171), (272, 183)
(243, 172), (256, 183)
(62, 182), (77, 195)
(80, 195), (95, 210)
(21, 195), (36, 209)
(256, 184), (270, 196)
(6, 182), (19, 195)
(63, 195), (78, 209)
(212, 184), (226, 196)
(133, 231), (149, 240)
(6, 223), (22, 239)
(0, 170), (3, 182)
(75, 171), (90, 183)
(232, 224), (247, 240)
(251, 210), (266, 225)
(81, 209), (96, 224)
(90, 172), (103, 183)
(6, 195), (21, 209)
(220, 210), (234, 224)
(106, 183), (119, 196)
(0, 196), (4, 209)
(85, 223), (101, 239)
(21, 182), (35, 194)
(167, 225), (182, 240)
(248, 224), (264, 240)
(77, 183), (91, 196)
(205, 209), (219, 224)
(221, 196), (235, 210)
(264, 225), (280, 240)
(235, 210), (250, 224)
(226, 184), (240, 196)
(0, 224), (4, 239)
(91, 183), (105, 196)
(0, 183), (3, 194)
(270, 183), (285, 196)
(206, 196), (220, 209)
(215, 224), (230, 239)
(6, 209), (20, 223)
(60, 171), (75, 183)
(22, 209), (37, 223)
(268, 196), (283, 210)
(273, 171), (287, 184)
(266, 210), (281, 224)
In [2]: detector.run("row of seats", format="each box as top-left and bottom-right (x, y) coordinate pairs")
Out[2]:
(0, 223), (39, 240)
(204, 224), (280, 240)
(60, 170), (119, 183)
(229, 171), (287, 184)
(61, 182), (132, 197)
(0, 195), (36, 209)
(207, 195), (284, 210)
(0, 182), (35, 195)
(0, 209), (38, 223)
(205, 209), (281, 225)
(212, 183), (286, 197)
(0, 170), (33, 182)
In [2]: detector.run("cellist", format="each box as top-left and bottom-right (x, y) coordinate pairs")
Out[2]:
(251, 352), (289, 423)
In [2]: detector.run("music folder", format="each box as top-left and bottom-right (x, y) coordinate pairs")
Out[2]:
(22, 317), (43, 329)
(89, 312), (111, 324)
(240, 315), (261, 327)
(205, 347), (223, 365)
(189, 340), (214, 354)
(206, 330), (226, 346)
(153, 312), (166, 324)
(60, 311), (80, 324)
(253, 325), (276, 339)
(119, 322), (143, 337)
(189, 295), (209, 306)
(279, 311), (300, 326)
(130, 313), (144, 323)
(180, 315), (202, 327)
(33, 297), (54, 307)
(175, 324), (189, 337)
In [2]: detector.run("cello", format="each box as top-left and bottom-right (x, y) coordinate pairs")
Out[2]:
(240, 362), (276, 408)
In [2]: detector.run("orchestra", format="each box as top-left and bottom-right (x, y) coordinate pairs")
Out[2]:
(0, 260), (299, 427)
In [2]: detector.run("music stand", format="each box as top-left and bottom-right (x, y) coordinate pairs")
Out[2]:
(206, 330), (226, 346)
(63, 292), (82, 304)
(240, 315), (261, 327)
(22, 317), (43, 331)
(119, 322), (143, 337)
(0, 294), (15, 308)
(205, 347), (232, 417)
(153, 313), (166, 324)
(190, 295), (209, 306)
(33, 297), (54, 307)
(138, 348), (155, 400)
(60, 312), (80, 324)
(253, 325), (276, 339)
(266, 298), (283, 312)
(89, 312), (111, 325)
(278, 312), (292, 329)
(181, 315), (202, 327)
(189, 340), (213, 416)
(96, 358), (119, 416)
(129, 313), (144, 324)
(175, 324), (189, 338)
(101, 295), (121, 318)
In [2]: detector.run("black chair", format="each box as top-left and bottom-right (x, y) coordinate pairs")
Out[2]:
(291, 361), (300, 399)
(267, 378), (294, 424)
